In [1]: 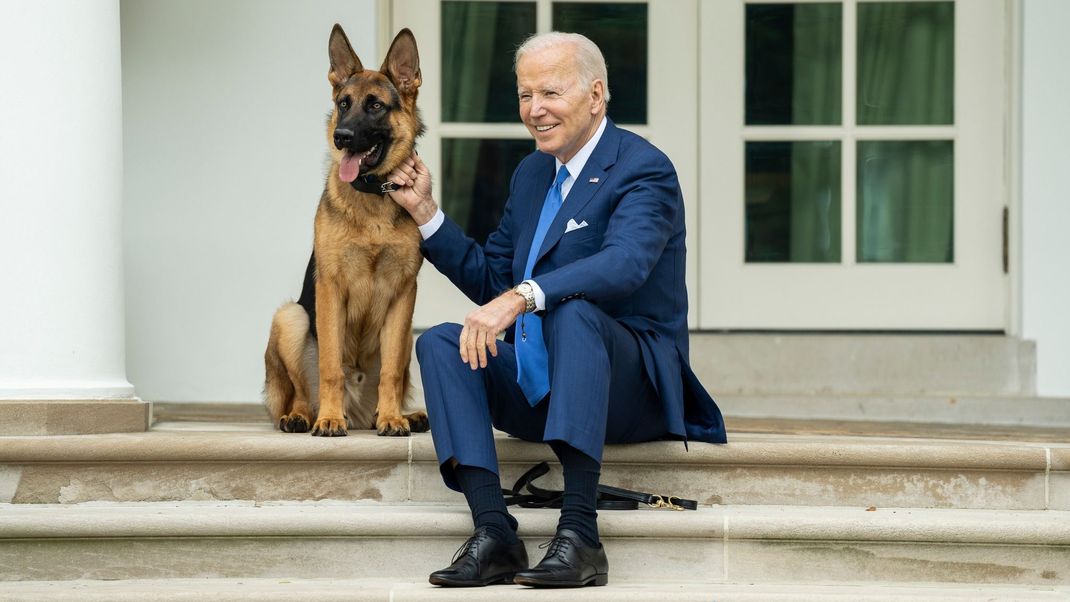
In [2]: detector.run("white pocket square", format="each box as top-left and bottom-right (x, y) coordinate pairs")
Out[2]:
(565, 219), (589, 233)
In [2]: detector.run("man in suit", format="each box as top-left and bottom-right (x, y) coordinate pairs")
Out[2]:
(385, 31), (726, 588)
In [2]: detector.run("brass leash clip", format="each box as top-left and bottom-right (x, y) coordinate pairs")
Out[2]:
(647, 495), (685, 511)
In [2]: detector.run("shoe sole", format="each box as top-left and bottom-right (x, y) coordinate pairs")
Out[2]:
(513, 573), (608, 588)
(428, 572), (517, 587)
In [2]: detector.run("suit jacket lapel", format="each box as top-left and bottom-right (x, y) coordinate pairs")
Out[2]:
(534, 121), (621, 265)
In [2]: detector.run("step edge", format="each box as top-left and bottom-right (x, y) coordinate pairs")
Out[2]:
(2, 503), (1069, 545)
(0, 433), (1057, 470)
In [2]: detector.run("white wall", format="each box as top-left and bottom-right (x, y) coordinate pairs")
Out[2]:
(1022, 0), (1070, 396)
(121, 0), (378, 402)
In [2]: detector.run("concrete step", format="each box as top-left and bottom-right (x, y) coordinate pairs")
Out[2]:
(684, 333), (1037, 396)
(1, 578), (1067, 601)
(0, 400), (150, 436)
(726, 416), (1070, 443)
(717, 394), (1070, 428)
(1, 503), (1067, 586)
(151, 395), (1070, 430)
(3, 427), (1068, 511)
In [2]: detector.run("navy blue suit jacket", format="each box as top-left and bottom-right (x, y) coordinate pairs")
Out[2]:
(421, 120), (726, 445)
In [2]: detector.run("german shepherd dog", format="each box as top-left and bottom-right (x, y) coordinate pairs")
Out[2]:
(263, 25), (429, 437)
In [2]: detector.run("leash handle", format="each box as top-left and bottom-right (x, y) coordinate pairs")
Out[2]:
(501, 461), (697, 511)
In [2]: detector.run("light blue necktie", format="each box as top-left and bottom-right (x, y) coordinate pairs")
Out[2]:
(515, 165), (569, 405)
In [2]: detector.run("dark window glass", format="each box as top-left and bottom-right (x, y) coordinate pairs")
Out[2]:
(552, 2), (648, 124)
(857, 2), (954, 125)
(442, 138), (536, 244)
(442, 1), (536, 122)
(746, 3), (842, 125)
(857, 140), (954, 262)
(746, 141), (842, 262)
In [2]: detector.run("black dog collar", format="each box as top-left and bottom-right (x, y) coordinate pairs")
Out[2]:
(350, 174), (397, 196)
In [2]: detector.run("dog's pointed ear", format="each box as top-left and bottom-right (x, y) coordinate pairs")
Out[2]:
(380, 28), (421, 93)
(328, 24), (364, 87)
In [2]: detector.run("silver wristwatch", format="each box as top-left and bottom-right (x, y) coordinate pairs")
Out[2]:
(513, 282), (537, 313)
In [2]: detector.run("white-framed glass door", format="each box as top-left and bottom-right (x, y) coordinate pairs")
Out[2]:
(699, 0), (1008, 330)
(392, 0), (700, 329)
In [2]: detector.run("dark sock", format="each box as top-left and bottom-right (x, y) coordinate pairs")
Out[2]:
(454, 464), (519, 544)
(549, 440), (601, 547)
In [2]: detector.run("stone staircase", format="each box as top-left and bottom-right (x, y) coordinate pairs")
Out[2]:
(2, 334), (1070, 600)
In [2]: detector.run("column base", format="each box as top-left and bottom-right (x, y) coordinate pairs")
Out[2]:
(0, 400), (151, 436)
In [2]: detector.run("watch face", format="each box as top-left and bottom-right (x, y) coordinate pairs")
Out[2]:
(515, 283), (535, 312)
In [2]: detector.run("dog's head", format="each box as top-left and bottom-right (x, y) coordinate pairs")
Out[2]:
(327, 25), (424, 182)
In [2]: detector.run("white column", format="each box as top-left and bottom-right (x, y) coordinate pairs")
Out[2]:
(1022, 0), (1070, 396)
(0, 0), (134, 400)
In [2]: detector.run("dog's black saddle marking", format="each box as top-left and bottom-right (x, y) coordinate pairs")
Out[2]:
(350, 174), (397, 196)
(297, 251), (318, 339)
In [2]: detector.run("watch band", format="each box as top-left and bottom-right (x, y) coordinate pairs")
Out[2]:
(513, 283), (536, 313)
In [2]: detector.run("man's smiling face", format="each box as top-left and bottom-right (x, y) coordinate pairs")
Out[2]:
(516, 44), (604, 164)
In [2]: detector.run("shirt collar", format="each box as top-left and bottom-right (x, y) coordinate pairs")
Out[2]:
(555, 116), (608, 182)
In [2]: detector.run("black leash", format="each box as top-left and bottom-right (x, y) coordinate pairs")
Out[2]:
(501, 461), (697, 511)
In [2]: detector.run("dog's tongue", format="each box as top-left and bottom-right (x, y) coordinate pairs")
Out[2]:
(339, 151), (362, 183)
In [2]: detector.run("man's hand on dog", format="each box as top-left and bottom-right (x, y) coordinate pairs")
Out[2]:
(386, 153), (439, 226)
(460, 292), (526, 370)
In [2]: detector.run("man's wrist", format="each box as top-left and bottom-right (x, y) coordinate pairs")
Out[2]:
(508, 290), (526, 315)
(417, 207), (445, 240)
(525, 279), (547, 312)
(410, 198), (439, 227)
(512, 282), (537, 313)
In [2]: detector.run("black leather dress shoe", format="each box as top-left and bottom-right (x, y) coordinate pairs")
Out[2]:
(513, 529), (608, 587)
(428, 527), (528, 587)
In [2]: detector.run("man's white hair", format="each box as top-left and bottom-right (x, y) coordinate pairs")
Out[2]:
(514, 32), (611, 104)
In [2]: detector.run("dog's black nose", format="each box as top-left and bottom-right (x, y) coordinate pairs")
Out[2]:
(333, 128), (354, 149)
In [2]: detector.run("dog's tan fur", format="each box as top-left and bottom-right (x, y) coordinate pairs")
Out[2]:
(263, 25), (428, 437)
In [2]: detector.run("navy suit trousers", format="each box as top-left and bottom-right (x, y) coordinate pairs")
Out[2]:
(416, 300), (668, 491)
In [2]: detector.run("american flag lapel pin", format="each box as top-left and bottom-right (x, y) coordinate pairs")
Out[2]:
(589, 177), (599, 183)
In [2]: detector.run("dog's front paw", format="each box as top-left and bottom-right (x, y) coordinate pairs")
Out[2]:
(405, 411), (430, 433)
(279, 413), (311, 433)
(311, 416), (348, 437)
(376, 414), (413, 437)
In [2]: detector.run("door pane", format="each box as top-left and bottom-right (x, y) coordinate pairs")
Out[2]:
(552, 2), (648, 124)
(746, 3), (842, 125)
(442, 1), (536, 123)
(857, 2), (954, 125)
(442, 138), (536, 245)
(857, 140), (954, 263)
(746, 141), (842, 262)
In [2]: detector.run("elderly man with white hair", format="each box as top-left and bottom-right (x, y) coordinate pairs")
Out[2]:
(387, 31), (726, 588)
